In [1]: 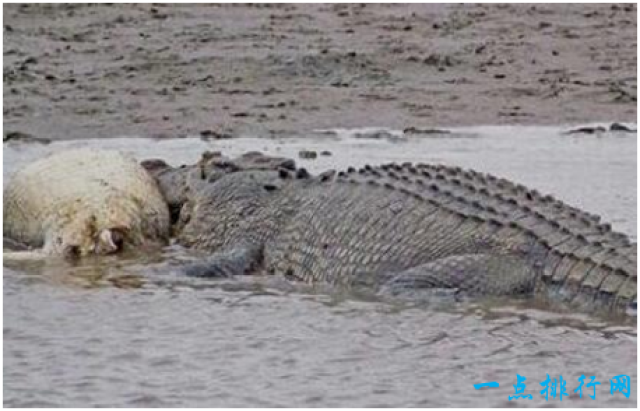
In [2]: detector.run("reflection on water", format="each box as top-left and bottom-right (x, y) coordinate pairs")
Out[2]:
(3, 127), (637, 406)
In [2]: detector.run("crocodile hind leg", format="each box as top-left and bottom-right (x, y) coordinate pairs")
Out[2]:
(181, 244), (263, 277)
(378, 253), (540, 301)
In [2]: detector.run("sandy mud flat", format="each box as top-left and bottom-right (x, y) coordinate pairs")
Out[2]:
(3, 3), (637, 141)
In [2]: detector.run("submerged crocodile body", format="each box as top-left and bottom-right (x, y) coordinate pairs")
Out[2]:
(148, 152), (637, 314)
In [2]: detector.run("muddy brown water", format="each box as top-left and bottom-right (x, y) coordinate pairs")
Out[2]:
(3, 126), (637, 407)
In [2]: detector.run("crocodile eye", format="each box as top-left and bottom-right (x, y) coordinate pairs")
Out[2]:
(263, 184), (278, 192)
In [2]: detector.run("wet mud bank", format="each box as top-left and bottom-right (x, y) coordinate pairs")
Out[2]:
(3, 3), (637, 141)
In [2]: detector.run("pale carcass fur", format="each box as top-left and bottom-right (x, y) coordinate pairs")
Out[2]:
(4, 149), (170, 258)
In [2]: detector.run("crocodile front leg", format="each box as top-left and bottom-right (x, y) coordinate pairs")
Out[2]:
(182, 244), (264, 278)
(378, 253), (541, 300)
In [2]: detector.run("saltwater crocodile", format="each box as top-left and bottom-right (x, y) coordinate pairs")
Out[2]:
(147, 152), (637, 314)
(4, 149), (171, 258)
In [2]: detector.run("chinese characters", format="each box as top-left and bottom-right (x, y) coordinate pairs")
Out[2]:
(474, 373), (632, 401)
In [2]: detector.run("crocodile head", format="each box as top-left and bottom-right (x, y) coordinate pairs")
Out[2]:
(141, 151), (298, 234)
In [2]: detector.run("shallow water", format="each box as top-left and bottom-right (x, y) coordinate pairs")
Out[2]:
(3, 126), (637, 407)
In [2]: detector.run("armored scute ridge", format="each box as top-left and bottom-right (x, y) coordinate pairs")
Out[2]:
(335, 162), (636, 309)
(147, 152), (636, 315)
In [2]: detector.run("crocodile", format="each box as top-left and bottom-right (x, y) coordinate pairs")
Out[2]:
(147, 152), (637, 315)
(4, 149), (171, 258)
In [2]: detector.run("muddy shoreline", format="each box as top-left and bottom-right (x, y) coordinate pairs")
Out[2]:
(3, 3), (637, 141)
